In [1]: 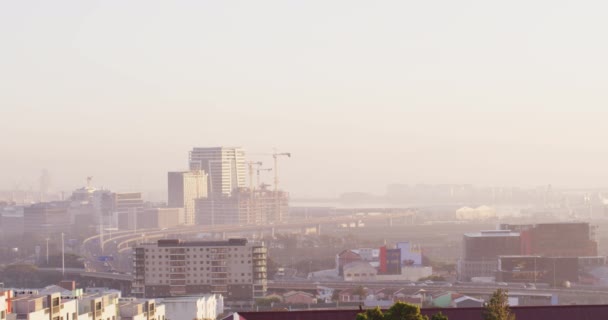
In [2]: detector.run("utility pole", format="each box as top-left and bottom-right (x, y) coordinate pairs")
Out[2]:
(45, 238), (50, 266)
(61, 232), (65, 277)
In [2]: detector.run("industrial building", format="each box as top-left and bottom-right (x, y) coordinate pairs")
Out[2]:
(458, 230), (521, 280)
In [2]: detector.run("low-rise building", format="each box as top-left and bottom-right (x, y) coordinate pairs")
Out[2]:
(1, 290), (12, 320)
(77, 291), (120, 320)
(11, 292), (77, 320)
(162, 295), (224, 320)
(343, 261), (377, 282)
(118, 298), (165, 320)
(282, 291), (316, 305)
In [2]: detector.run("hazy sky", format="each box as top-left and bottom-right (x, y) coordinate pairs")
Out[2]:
(2, 1), (608, 198)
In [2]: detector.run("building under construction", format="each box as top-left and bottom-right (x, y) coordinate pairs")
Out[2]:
(195, 186), (289, 226)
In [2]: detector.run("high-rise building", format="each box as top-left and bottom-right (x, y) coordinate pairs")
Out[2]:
(168, 171), (208, 225)
(189, 147), (246, 196)
(132, 239), (267, 302)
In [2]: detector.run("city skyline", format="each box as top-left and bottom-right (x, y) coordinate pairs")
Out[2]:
(3, 1), (608, 197)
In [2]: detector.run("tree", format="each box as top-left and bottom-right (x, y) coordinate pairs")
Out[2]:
(483, 289), (515, 320)
(331, 289), (341, 302)
(255, 296), (281, 307)
(356, 307), (385, 320)
(430, 312), (448, 320)
(385, 302), (428, 320)
(356, 302), (433, 320)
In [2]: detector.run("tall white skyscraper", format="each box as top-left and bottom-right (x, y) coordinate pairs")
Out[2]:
(189, 147), (246, 196)
(168, 171), (207, 225)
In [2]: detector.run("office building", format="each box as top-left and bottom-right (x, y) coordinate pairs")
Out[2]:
(458, 230), (521, 281)
(105, 192), (144, 230)
(23, 202), (71, 236)
(137, 208), (185, 229)
(189, 147), (246, 196)
(168, 171), (207, 225)
(133, 239), (267, 302)
(0, 206), (24, 239)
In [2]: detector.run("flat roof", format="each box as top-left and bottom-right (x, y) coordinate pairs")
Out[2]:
(465, 230), (520, 237)
(156, 238), (248, 247)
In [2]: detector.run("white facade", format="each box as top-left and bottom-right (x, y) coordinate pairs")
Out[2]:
(189, 147), (246, 196)
(455, 206), (497, 220)
(343, 261), (378, 281)
(10, 293), (78, 320)
(119, 299), (166, 320)
(77, 292), (119, 320)
(1, 291), (9, 320)
(162, 295), (224, 320)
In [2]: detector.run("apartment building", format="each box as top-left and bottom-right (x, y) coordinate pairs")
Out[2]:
(162, 295), (223, 320)
(133, 239), (267, 302)
(118, 298), (165, 320)
(10, 292), (78, 320)
(0, 290), (11, 320)
(77, 291), (120, 320)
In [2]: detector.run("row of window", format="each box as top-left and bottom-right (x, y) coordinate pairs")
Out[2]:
(147, 270), (251, 276)
(145, 247), (245, 252)
(146, 260), (251, 265)
(146, 254), (251, 259)
(155, 278), (251, 284)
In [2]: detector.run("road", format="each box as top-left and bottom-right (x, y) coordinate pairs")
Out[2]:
(80, 211), (416, 274)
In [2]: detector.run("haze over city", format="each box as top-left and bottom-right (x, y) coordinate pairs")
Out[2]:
(5, 2), (608, 320)
(3, 1), (608, 198)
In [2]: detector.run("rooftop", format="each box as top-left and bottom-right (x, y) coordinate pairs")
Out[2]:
(465, 230), (520, 237)
(152, 238), (250, 247)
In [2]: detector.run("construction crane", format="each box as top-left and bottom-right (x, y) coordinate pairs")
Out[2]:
(256, 168), (272, 188)
(246, 161), (263, 192)
(272, 151), (291, 192)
